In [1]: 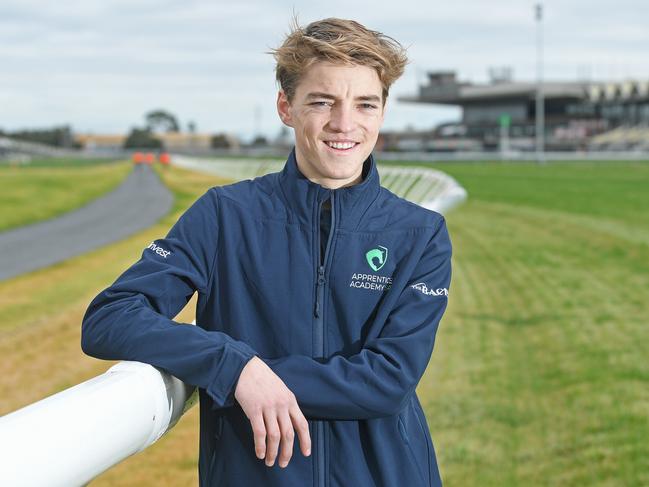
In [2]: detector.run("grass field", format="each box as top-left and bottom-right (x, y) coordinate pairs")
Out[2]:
(1, 159), (648, 486)
(414, 161), (649, 486)
(0, 158), (131, 232)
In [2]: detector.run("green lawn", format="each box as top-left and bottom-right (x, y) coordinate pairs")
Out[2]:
(410, 161), (649, 486)
(0, 159), (132, 232)
(0, 157), (123, 168)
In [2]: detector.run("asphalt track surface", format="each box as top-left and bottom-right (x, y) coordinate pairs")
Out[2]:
(0, 164), (173, 282)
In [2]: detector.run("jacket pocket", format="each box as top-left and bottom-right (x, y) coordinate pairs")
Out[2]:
(412, 401), (435, 485)
(398, 403), (431, 486)
(214, 414), (223, 441)
(204, 415), (223, 484)
(206, 449), (217, 485)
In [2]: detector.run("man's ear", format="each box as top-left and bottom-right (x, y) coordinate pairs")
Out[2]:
(276, 90), (293, 127)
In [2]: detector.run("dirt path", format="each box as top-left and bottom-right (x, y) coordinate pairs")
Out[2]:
(0, 165), (173, 281)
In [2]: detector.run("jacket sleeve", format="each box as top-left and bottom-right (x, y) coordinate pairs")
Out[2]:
(263, 217), (452, 420)
(81, 189), (257, 408)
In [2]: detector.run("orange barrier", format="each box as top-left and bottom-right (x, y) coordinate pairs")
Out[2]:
(158, 153), (171, 165)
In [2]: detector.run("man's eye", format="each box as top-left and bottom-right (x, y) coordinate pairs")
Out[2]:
(310, 101), (331, 107)
(360, 103), (378, 110)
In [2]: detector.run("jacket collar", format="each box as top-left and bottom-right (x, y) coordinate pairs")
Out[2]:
(277, 147), (381, 230)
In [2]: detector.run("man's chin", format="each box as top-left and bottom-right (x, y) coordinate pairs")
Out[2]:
(321, 168), (364, 186)
(321, 150), (368, 167)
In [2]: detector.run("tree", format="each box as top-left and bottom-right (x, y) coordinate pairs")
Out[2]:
(7, 125), (74, 147)
(210, 133), (231, 149)
(145, 109), (180, 133)
(123, 127), (163, 149)
(250, 135), (268, 147)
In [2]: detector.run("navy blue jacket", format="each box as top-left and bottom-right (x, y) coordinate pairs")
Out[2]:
(81, 150), (452, 486)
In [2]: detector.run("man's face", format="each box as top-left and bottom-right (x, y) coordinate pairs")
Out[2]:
(277, 61), (385, 189)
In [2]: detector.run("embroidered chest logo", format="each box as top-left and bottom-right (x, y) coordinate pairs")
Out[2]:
(365, 245), (388, 272)
(350, 245), (392, 292)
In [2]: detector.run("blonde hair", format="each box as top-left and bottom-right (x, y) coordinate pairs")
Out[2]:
(270, 17), (408, 105)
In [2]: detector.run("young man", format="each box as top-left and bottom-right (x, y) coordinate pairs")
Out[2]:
(82, 17), (451, 487)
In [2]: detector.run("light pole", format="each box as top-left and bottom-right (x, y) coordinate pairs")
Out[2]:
(535, 3), (545, 163)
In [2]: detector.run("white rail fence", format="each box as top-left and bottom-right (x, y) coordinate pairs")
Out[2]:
(0, 157), (466, 486)
(171, 156), (468, 214)
(0, 362), (197, 486)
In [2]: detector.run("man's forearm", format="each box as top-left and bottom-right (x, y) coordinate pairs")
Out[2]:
(82, 292), (256, 408)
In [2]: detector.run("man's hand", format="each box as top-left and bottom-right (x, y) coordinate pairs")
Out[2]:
(234, 356), (311, 468)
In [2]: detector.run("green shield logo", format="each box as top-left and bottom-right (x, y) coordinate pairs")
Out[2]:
(366, 245), (388, 272)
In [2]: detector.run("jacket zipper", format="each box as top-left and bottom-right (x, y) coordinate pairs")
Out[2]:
(314, 190), (336, 487)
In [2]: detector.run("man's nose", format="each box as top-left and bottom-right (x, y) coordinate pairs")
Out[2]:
(328, 104), (355, 133)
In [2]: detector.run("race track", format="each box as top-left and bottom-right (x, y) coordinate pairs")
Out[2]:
(0, 164), (173, 281)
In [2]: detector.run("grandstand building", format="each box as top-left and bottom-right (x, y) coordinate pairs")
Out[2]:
(74, 132), (240, 154)
(398, 71), (649, 151)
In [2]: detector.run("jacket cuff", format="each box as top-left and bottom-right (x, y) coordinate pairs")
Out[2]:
(207, 339), (257, 409)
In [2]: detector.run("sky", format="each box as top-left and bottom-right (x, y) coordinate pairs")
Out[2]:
(1, 0), (648, 141)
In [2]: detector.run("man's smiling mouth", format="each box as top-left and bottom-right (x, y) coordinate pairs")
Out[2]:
(324, 141), (359, 150)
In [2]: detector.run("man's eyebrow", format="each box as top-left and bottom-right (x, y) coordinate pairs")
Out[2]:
(305, 92), (382, 103)
(356, 95), (381, 103)
(305, 92), (336, 100)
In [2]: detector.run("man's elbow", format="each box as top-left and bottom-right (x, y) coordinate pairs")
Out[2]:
(370, 379), (418, 417)
(80, 304), (111, 359)
(384, 389), (415, 416)
(80, 309), (99, 357)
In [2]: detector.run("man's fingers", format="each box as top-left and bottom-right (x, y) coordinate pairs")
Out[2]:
(264, 410), (281, 467)
(236, 360), (307, 468)
(250, 413), (267, 460)
(290, 402), (311, 457)
(277, 410), (295, 468)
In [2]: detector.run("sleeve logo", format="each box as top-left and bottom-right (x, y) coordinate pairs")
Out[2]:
(410, 282), (448, 297)
(146, 242), (171, 258)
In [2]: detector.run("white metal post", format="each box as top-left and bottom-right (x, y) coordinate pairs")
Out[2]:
(535, 3), (545, 163)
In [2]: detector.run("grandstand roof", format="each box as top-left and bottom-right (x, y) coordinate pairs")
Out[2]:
(400, 71), (649, 107)
(400, 79), (589, 105)
(460, 81), (587, 100)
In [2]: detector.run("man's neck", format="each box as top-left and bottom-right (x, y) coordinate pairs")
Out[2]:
(301, 168), (363, 190)
(294, 153), (365, 189)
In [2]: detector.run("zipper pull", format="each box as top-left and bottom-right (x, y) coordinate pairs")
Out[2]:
(317, 266), (326, 284)
(314, 266), (325, 317)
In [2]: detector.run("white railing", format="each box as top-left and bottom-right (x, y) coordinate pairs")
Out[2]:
(171, 155), (468, 214)
(0, 362), (197, 487)
(0, 136), (80, 159)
